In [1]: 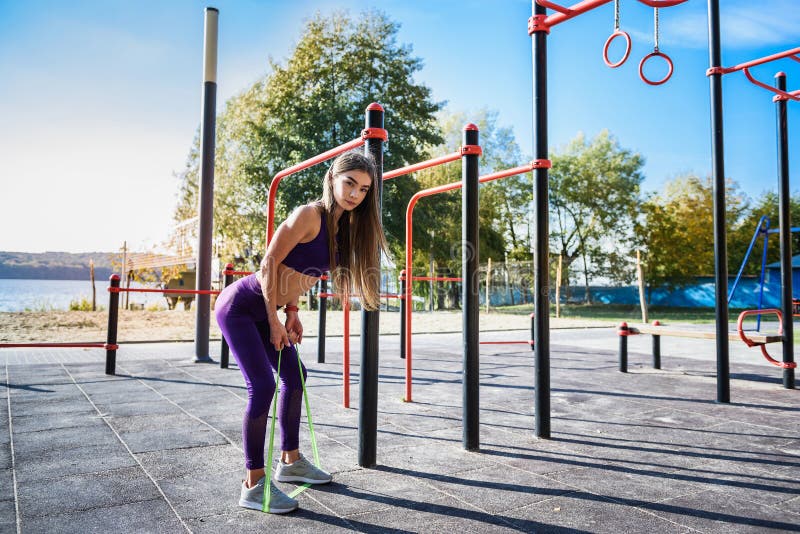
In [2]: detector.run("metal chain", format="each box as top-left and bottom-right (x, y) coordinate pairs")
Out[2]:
(654, 7), (660, 51)
(614, 0), (620, 31)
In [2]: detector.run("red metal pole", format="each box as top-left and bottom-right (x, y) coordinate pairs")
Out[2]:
(266, 137), (366, 244)
(384, 151), (462, 181)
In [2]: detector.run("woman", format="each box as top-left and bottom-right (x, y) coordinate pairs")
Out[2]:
(215, 150), (386, 514)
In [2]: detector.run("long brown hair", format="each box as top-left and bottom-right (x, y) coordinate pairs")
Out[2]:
(317, 150), (388, 311)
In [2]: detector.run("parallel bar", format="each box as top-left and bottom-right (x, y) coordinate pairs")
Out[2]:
(383, 151), (461, 180)
(718, 47), (800, 75)
(775, 72), (796, 389)
(267, 137), (366, 243)
(541, 0), (613, 28)
(707, 0), (730, 403)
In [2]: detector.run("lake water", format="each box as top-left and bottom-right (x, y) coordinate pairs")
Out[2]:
(0, 279), (168, 312)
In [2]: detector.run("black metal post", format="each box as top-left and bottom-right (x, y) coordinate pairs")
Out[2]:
(220, 263), (234, 368)
(317, 276), (327, 363)
(531, 0), (551, 438)
(105, 275), (120, 375)
(653, 335), (661, 369)
(463, 124), (480, 451)
(400, 271), (406, 359)
(618, 323), (628, 373)
(529, 312), (535, 352)
(359, 103), (384, 468)
(194, 6), (218, 363)
(707, 0), (730, 402)
(775, 72), (795, 389)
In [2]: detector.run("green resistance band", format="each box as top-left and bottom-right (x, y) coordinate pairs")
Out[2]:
(262, 345), (323, 512)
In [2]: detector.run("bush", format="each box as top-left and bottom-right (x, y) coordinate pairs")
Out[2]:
(69, 298), (95, 311)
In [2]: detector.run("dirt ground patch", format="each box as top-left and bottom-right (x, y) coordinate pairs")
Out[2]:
(0, 309), (613, 344)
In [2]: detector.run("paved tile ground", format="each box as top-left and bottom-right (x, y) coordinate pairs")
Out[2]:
(1, 326), (798, 533)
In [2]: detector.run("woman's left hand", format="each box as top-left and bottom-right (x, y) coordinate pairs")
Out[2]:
(285, 313), (303, 344)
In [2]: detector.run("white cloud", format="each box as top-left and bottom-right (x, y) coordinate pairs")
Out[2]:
(661, 1), (800, 49)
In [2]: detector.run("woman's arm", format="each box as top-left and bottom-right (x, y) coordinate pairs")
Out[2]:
(260, 205), (319, 349)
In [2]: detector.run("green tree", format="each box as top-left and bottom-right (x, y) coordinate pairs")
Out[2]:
(728, 191), (800, 277)
(549, 131), (644, 301)
(407, 109), (528, 308)
(638, 174), (749, 289)
(173, 10), (444, 265)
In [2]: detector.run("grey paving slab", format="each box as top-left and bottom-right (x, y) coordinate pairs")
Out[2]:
(136, 444), (243, 481)
(17, 466), (160, 518)
(14, 442), (137, 483)
(0, 499), (17, 532)
(184, 499), (354, 533)
(0, 442), (10, 471)
(0, 468), (14, 502)
(503, 492), (693, 534)
(11, 423), (118, 454)
(3, 332), (799, 533)
(21, 498), (185, 534)
(11, 410), (108, 434)
(115, 423), (229, 454)
(651, 489), (800, 532)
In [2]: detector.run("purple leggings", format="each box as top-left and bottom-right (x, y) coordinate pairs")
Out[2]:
(214, 274), (307, 470)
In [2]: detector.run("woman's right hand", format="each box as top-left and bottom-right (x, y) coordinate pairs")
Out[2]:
(268, 317), (291, 351)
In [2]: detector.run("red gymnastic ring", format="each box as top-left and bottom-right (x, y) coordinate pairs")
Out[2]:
(603, 30), (632, 68)
(639, 51), (674, 86)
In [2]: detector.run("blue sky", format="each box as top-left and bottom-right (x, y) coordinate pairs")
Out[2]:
(1, 0), (798, 253)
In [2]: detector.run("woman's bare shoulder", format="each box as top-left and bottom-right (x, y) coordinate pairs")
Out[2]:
(285, 204), (322, 240)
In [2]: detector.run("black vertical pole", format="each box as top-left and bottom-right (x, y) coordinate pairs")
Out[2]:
(194, 6), (218, 363)
(530, 1), (551, 438)
(618, 323), (628, 373)
(220, 263), (233, 368)
(653, 335), (661, 369)
(105, 275), (120, 375)
(317, 276), (327, 363)
(359, 103), (384, 468)
(775, 72), (795, 389)
(707, 0), (729, 402)
(400, 271), (406, 359)
(463, 124), (480, 451)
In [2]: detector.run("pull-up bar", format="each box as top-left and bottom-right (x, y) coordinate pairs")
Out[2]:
(707, 47), (800, 102)
(531, 0), (685, 31)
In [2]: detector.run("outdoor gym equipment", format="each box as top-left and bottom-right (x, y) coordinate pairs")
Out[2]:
(399, 159), (549, 403)
(528, 0), (688, 440)
(263, 104), (387, 467)
(708, 44), (799, 392)
(603, 0), (631, 68)
(729, 216), (800, 332)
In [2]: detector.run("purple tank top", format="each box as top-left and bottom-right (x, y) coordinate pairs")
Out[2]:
(281, 213), (331, 277)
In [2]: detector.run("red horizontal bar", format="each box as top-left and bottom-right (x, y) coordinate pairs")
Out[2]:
(108, 288), (220, 295)
(267, 137), (367, 243)
(712, 47), (800, 75)
(0, 342), (116, 349)
(538, 0), (613, 28)
(383, 151), (462, 181)
(223, 270), (254, 276)
(637, 0), (687, 6)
